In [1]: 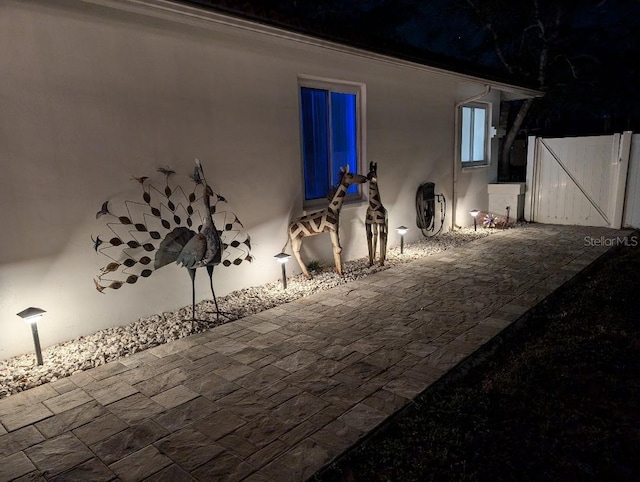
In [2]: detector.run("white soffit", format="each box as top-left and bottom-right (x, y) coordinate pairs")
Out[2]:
(80, 0), (543, 99)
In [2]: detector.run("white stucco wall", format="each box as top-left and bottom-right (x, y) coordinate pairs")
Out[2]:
(0, 0), (518, 359)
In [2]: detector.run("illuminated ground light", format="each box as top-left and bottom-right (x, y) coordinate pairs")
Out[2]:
(16, 307), (46, 366)
(396, 225), (408, 254)
(274, 252), (292, 289)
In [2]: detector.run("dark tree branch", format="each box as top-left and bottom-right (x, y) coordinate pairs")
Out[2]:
(464, 0), (515, 74)
(500, 98), (534, 180)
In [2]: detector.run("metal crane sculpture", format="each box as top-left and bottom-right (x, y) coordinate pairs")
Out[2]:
(365, 161), (388, 266)
(154, 160), (224, 323)
(93, 160), (252, 328)
(283, 165), (367, 279)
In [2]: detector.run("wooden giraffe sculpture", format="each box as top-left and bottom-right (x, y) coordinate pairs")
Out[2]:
(283, 166), (367, 279)
(365, 161), (388, 266)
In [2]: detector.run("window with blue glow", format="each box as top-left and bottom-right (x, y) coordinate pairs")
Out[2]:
(461, 104), (488, 166)
(300, 85), (360, 201)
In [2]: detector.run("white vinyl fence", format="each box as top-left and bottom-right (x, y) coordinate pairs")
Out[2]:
(525, 132), (640, 229)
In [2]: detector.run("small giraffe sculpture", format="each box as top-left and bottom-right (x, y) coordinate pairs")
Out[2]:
(283, 166), (367, 279)
(365, 161), (388, 266)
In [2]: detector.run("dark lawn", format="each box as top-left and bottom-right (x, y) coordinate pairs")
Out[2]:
(315, 237), (640, 481)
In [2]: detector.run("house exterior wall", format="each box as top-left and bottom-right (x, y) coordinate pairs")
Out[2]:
(1, 0), (509, 359)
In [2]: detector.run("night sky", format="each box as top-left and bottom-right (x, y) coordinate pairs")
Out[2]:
(182, 0), (640, 135)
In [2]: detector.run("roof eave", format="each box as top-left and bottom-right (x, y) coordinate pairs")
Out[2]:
(82, 0), (544, 99)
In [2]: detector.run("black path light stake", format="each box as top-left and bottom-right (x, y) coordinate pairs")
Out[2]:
(17, 307), (46, 365)
(469, 209), (480, 231)
(274, 252), (292, 289)
(396, 226), (408, 254)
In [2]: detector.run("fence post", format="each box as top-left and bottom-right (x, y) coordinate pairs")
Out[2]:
(612, 131), (633, 229)
(524, 135), (538, 222)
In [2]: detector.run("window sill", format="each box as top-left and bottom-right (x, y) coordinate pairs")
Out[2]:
(302, 195), (366, 213)
(461, 163), (490, 172)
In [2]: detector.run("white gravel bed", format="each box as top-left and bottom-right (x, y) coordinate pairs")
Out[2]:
(0, 228), (498, 399)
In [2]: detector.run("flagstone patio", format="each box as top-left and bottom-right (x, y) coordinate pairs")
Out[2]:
(0, 224), (630, 481)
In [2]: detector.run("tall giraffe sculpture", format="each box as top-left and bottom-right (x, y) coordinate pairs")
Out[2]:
(283, 165), (367, 279)
(365, 161), (388, 266)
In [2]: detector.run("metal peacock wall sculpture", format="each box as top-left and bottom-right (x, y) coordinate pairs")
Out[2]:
(93, 159), (252, 327)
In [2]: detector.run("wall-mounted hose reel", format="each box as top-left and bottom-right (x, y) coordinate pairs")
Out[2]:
(416, 181), (446, 237)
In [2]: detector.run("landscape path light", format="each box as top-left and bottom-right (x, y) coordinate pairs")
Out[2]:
(469, 209), (480, 231)
(274, 252), (292, 290)
(396, 226), (408, 254)
(17, 307), (46, 366)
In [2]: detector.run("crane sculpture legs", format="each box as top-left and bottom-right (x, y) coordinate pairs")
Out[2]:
(186, 266), (223, 331)
(206, 265), (221, 319)
(187, 268), (197, 331)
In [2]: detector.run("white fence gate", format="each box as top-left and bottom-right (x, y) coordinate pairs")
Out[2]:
(525, 132), (637, 229)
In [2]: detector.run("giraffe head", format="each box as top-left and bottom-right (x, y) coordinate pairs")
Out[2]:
(337, 165), (367, 187)
(367, 162), (378, 182)
(326, 166), (367, 200)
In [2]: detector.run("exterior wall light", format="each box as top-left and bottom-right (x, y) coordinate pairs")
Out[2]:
(17, 307), (46, 366)
(396, 226), (408, 254)
(274, 252), (292, 289)
(469, 210), (480, 231)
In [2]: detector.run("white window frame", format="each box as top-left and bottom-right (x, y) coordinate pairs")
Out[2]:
(298, 76), (366, 209)
(460, 101), (490, 168)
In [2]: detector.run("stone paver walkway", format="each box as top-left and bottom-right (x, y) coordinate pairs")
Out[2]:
(0, 224), (630, 481)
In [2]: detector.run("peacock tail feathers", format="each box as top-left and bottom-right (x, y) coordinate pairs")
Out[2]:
(93, 163), (252, 293)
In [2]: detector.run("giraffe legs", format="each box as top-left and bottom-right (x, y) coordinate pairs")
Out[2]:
(379, 220), (388, 266)
(291, 235), (311, 279)
(366, 223), (374, 266)
(329, 230), (343, 275)
(371, 224), (379, 265)
(367, 221), (389, 266)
